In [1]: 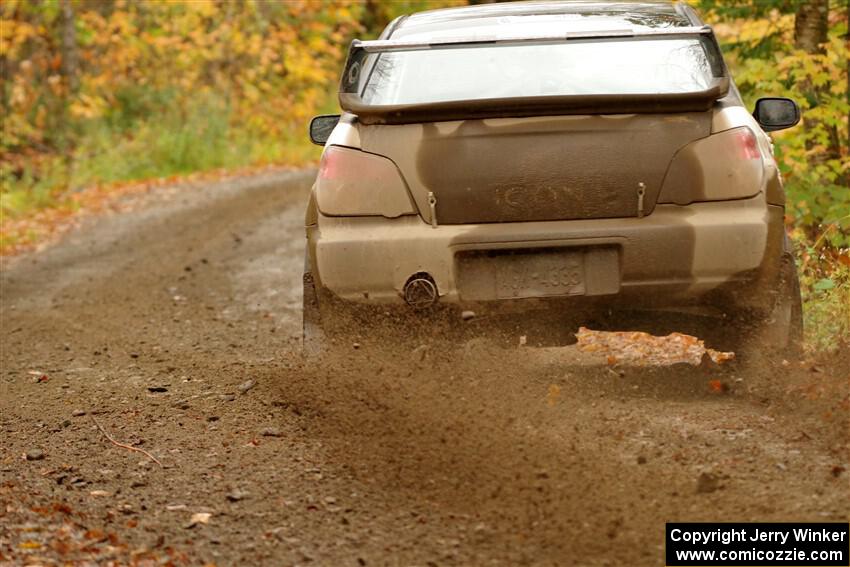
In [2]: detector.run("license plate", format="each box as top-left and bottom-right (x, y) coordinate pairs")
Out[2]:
(495, 252), (585, 299)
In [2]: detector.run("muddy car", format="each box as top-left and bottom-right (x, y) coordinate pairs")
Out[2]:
(303, 1), (802, 353)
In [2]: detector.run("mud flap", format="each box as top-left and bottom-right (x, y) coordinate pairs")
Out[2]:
(302, 253), (327, 359)
(748, 235), (803, 356)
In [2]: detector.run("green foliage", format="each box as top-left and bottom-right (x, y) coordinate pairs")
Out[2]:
(796, 234), (850, 351)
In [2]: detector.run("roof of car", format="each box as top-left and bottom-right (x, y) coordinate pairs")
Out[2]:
(392, 1), (702, 40)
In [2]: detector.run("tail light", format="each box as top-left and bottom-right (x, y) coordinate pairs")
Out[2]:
(316, 145), (416, 218)
(735, 127), (761, 160)
(658, 127), (765, 205)
(317, 146), (344, 181)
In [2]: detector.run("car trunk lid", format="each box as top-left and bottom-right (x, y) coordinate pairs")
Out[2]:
(357, 112), (712, 224)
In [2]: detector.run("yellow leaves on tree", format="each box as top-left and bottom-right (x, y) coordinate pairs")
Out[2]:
(1, 0), (367, 163)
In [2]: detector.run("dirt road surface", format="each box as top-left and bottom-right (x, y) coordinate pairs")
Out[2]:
(2, 170), (847, 566)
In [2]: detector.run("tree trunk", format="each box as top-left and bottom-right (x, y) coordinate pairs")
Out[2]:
(794, 0), (829, 53)
(59, 0), (79, 92)
(794, 0), (840, 165)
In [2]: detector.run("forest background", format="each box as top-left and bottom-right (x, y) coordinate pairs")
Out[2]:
(1, 0), (847, 349)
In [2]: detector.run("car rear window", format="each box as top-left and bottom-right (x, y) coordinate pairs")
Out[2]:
(360, 38), (724, 105)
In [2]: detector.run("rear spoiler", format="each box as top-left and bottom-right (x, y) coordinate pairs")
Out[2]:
(353, 25), (714, 53)
(338, 25), (729, 124)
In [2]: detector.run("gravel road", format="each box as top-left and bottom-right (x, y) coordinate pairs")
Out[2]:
(1, 169), (847, 566)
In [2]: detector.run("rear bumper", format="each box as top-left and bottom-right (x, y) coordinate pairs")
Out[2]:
(306, 193), (785, 313)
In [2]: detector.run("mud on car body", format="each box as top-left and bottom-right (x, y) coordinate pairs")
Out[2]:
(303, 0), (803, 352)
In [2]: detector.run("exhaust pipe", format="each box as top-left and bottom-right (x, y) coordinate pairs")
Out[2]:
(403, 273), (438, 309)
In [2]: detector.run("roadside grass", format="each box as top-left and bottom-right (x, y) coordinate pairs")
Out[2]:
(793, 228), (850, 353)
(69, 98), (321, 185)
(1, 94), (325, 252)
